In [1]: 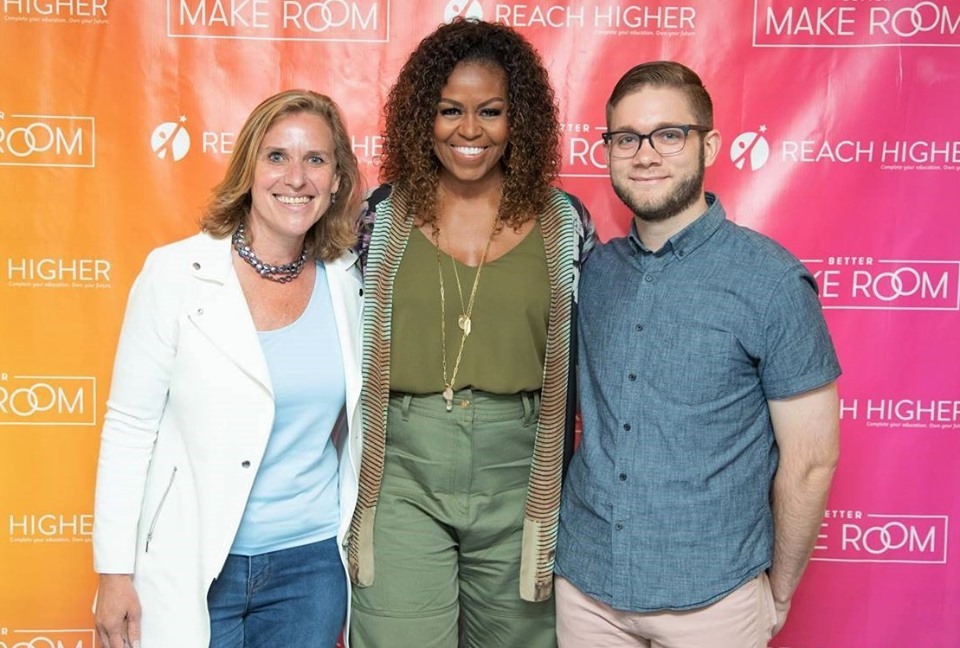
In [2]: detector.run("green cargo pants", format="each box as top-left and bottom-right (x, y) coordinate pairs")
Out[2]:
(350, 389), (556, 648)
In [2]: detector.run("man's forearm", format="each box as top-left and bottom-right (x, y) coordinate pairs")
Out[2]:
(769, 460), (837, 603)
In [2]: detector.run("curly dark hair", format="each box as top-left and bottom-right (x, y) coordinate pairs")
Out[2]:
(380, 18), (561, 228)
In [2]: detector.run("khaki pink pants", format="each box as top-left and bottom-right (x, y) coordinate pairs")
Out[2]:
(555, 573), (776, 648)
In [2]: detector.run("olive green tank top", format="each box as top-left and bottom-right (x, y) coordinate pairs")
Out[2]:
(389, 223), (549, 394)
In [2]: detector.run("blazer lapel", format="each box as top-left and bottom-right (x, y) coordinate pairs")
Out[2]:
(185, 235), (273, 395)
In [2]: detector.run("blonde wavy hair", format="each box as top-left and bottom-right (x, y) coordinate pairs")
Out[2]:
(201, 89), (362, 262)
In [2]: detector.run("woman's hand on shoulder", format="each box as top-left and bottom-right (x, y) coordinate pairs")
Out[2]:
(95, 573), (142, 648)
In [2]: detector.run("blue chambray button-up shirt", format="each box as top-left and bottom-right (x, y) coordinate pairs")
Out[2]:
(556, 194), (841, 611)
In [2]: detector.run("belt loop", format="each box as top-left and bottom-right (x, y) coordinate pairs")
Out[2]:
(521, 391), (534, 426)
(401, 393), (413, 421)
(532, 390), (541, 422)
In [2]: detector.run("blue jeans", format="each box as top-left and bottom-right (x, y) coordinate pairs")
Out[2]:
(208, 537), (347, 648)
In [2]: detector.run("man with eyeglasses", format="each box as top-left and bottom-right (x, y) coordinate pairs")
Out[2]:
(554, 61), (841, 647)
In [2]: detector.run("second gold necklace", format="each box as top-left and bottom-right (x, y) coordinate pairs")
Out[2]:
(436, 219), (498, 411)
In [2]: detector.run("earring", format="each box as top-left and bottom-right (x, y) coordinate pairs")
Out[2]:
(331, 193), (337, 204)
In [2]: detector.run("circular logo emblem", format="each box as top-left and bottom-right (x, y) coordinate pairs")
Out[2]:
(730, 131), (770, 171)
(444, 0), (483, 23)
(151, 121), (191, 161)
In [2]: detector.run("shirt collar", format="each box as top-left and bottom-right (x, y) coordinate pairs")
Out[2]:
(628, 192), (726, 259)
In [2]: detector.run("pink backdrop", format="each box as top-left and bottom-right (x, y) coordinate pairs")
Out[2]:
(1, 0), (958, 646)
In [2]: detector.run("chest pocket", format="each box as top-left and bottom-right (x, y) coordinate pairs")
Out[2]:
(648, 325), (746, 406)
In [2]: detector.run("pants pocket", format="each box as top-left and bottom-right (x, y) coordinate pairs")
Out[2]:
(757, 572), (778, 642)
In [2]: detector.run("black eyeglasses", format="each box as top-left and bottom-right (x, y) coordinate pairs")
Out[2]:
(601, 125), (710, 158)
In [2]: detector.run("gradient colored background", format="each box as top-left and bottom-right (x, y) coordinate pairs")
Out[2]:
(1, 0), (958, 646)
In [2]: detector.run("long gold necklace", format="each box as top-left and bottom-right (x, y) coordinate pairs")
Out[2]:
(450, 241), (475, 337)
(436, 219), (499, 411)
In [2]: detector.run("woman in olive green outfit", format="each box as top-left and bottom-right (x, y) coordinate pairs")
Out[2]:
(347, 19), (595, 648)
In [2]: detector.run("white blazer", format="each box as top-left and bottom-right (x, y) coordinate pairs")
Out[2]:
(93, 232), (363, 647)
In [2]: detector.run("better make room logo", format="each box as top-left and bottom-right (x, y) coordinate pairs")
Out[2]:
(0, 373), (97, 427)
(0, 628), (95, 648)
(803, 257), (960, 311)
(813, 510), (949, 564)
(753, 0), (960, 48)
(0, 112), (95, 168)
(168, 0), (390, 42)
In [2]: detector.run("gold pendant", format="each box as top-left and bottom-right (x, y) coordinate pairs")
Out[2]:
(442, 386), (454, 412)
(458, 315), (472, 336)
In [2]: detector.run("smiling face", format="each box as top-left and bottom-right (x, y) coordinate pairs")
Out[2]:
(247, 111), (340, 249)
(432, 61), (510, 191)
(606, 86), (719, 226)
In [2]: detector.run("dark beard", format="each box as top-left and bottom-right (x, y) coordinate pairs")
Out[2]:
(613, 145), (705, 223)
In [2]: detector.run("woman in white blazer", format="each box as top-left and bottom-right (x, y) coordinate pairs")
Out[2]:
(93, 90), (364, 648)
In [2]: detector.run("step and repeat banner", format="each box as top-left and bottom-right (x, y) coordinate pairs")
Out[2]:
(1, 0), (958, 646)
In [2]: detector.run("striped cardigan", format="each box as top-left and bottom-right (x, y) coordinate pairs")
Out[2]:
(347, 183), (595, 602)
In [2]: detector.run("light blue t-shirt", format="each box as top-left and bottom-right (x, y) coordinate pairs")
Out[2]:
(231, 263), (346, 555)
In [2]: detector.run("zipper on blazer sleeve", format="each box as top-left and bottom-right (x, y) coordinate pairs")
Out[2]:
(145, 466), (178, 553)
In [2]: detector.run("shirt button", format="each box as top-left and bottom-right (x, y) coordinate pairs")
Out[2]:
(623, 423), (631, 431)
(635, 323), (644, 332)
(619, 473), (627, 481)
(192, 262), (201, 270)
(359, 288), (364, 296)
(615, 522), (624, 531)
(644, 274), (654, 282)
(628, 373), (637, 381)
(241, 460), (251, 468)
